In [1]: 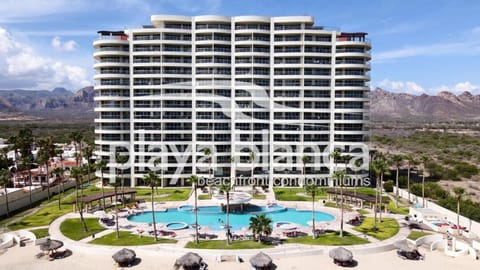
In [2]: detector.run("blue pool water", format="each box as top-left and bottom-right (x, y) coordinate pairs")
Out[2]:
(128, 205), (335, 231)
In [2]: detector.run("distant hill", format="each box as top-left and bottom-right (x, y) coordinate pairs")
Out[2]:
(370, 88), (480, 122)
(1, 86), (479, 122)
(0, 86), (94, 120)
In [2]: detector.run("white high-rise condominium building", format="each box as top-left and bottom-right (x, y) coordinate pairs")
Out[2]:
(93, 15), (370, 188)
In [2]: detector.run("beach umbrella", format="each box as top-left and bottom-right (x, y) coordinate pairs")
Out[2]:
(394, 239), (415, 252)
(174, 252), (203, 270)
(249, 252), (272, 269)
(112, 248), (136, 265)
(329, 247), (353, 262)
(39, 239), (64, 252)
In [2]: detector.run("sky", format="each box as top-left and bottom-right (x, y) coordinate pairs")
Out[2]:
(0, 0), (479, 95)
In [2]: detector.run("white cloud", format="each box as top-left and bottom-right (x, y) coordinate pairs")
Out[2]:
(376, 79), (425, 94)
(0, 26), (90, 90)
(51, 36), (77, 52)
(433, 82), (480, 95)
(374, 27), (480, 62)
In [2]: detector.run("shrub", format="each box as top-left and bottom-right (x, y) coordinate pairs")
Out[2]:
(383, 180), (394, 192)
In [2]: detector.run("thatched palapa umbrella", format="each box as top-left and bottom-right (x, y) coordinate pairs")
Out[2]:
(174, 252), (203, 270)
(38, 239), (64, 253)
(329, 247), (353, 263)
(112, 248), (136, 265)
(249, 252), (273, 269)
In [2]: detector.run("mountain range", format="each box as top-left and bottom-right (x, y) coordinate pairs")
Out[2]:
(0, 86), (94, 120)
(370, 88), (480, 122)
(0, 86), (479, 122)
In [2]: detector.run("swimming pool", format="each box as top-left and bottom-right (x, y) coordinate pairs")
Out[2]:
(128, 205), (335, 231)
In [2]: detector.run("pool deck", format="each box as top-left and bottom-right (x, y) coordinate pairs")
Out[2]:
(47, 189), (412, 260)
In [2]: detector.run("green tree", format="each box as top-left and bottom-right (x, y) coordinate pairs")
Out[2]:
(0, 169), (11, 217)
(453, 187), (465, 236)
(71, 166), (88, 232)
(390, 154), (404, 208)
(69, 131), (83, 167)
(115, 153), (129, 207)
(370, 156), (389, 229)
(219, 180), (232, 244)
(203, 148), (213, 197)
(301, 155), (311, 188)
(51, 166), (64, 210)
(405, 154), (417, 203)
(83, 142), (94, 185)
(420, 155), (430, 207)
(143, 171), (160, 241)
(249, 151), (256, 194)
(333, 170), (348, 237)
(249, 214), (272, 242)
(305, 183), (320, 239)
(330, 149), (342, 205)
(37, 137), (56, 201)
(187, 175), (200, 244)
(353, 159), (363, 198)
(95, 159), (108, 210)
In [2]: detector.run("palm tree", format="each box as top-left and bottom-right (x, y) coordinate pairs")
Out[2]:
(52, 166), (64, 210)
(83, 142), (94, 185)
(203, 147), (213, 197)
(188, 175), (200, 244)
(36, 151), (50, 200)
(249, 214), (272, 242)
(71, 166), (88, 232)
(370, 157), (388, 230)
(330, 149), (342, 205)
(153, 157), (163, 190)
(95, 159), (108, 210)
(249, 215), (261, 242)
(0, 169), (11, 217)
(333, 170), (348, 237)
(143, 171), (159, 241)
(69, 132), (83, 167)
(258, 214), (273, 241)
(301, 155), (311, 188)
(21, 156), (34, 208)
(116, 153), (129, 207)
(305, 183), (320, 239)
(249, 151), (255, 194)
(390, 154), (404, 208)
(38, 137), (56, 201)
(453, 187), (465, 235)
(112, 177), (121, 238)
(377, 158), (389, 222)
(219, 181), (232, 244)
(353, 159), (362, 198)
(420, 155), (430, 207)
(405, 154), (416, 203)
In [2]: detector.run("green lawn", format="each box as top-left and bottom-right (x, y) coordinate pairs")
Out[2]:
(354, 217), (400, 240)
(198, 194), (211, 200)
(357, 209), (370, 215)
(90, 231), (177, 245)
(60, 218), (106, 240)
(350, 187), (390, 202)
(407, 231), (432, 240)
(253, 194), (267, 200)
(323, 202), (353, 210)
(139, 188), (191, 201)
(387, 201), (409, 215)
(273, 188), (327, 201)
(7, 183), (104, 230)
(185, 240), (274, 249)
(30, 228), (50, 239)
(285, 231), (369, 245)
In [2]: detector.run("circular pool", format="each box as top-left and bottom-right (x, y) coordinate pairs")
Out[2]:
(128, 205), (335, 231)
(165, 222), (189, 230)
